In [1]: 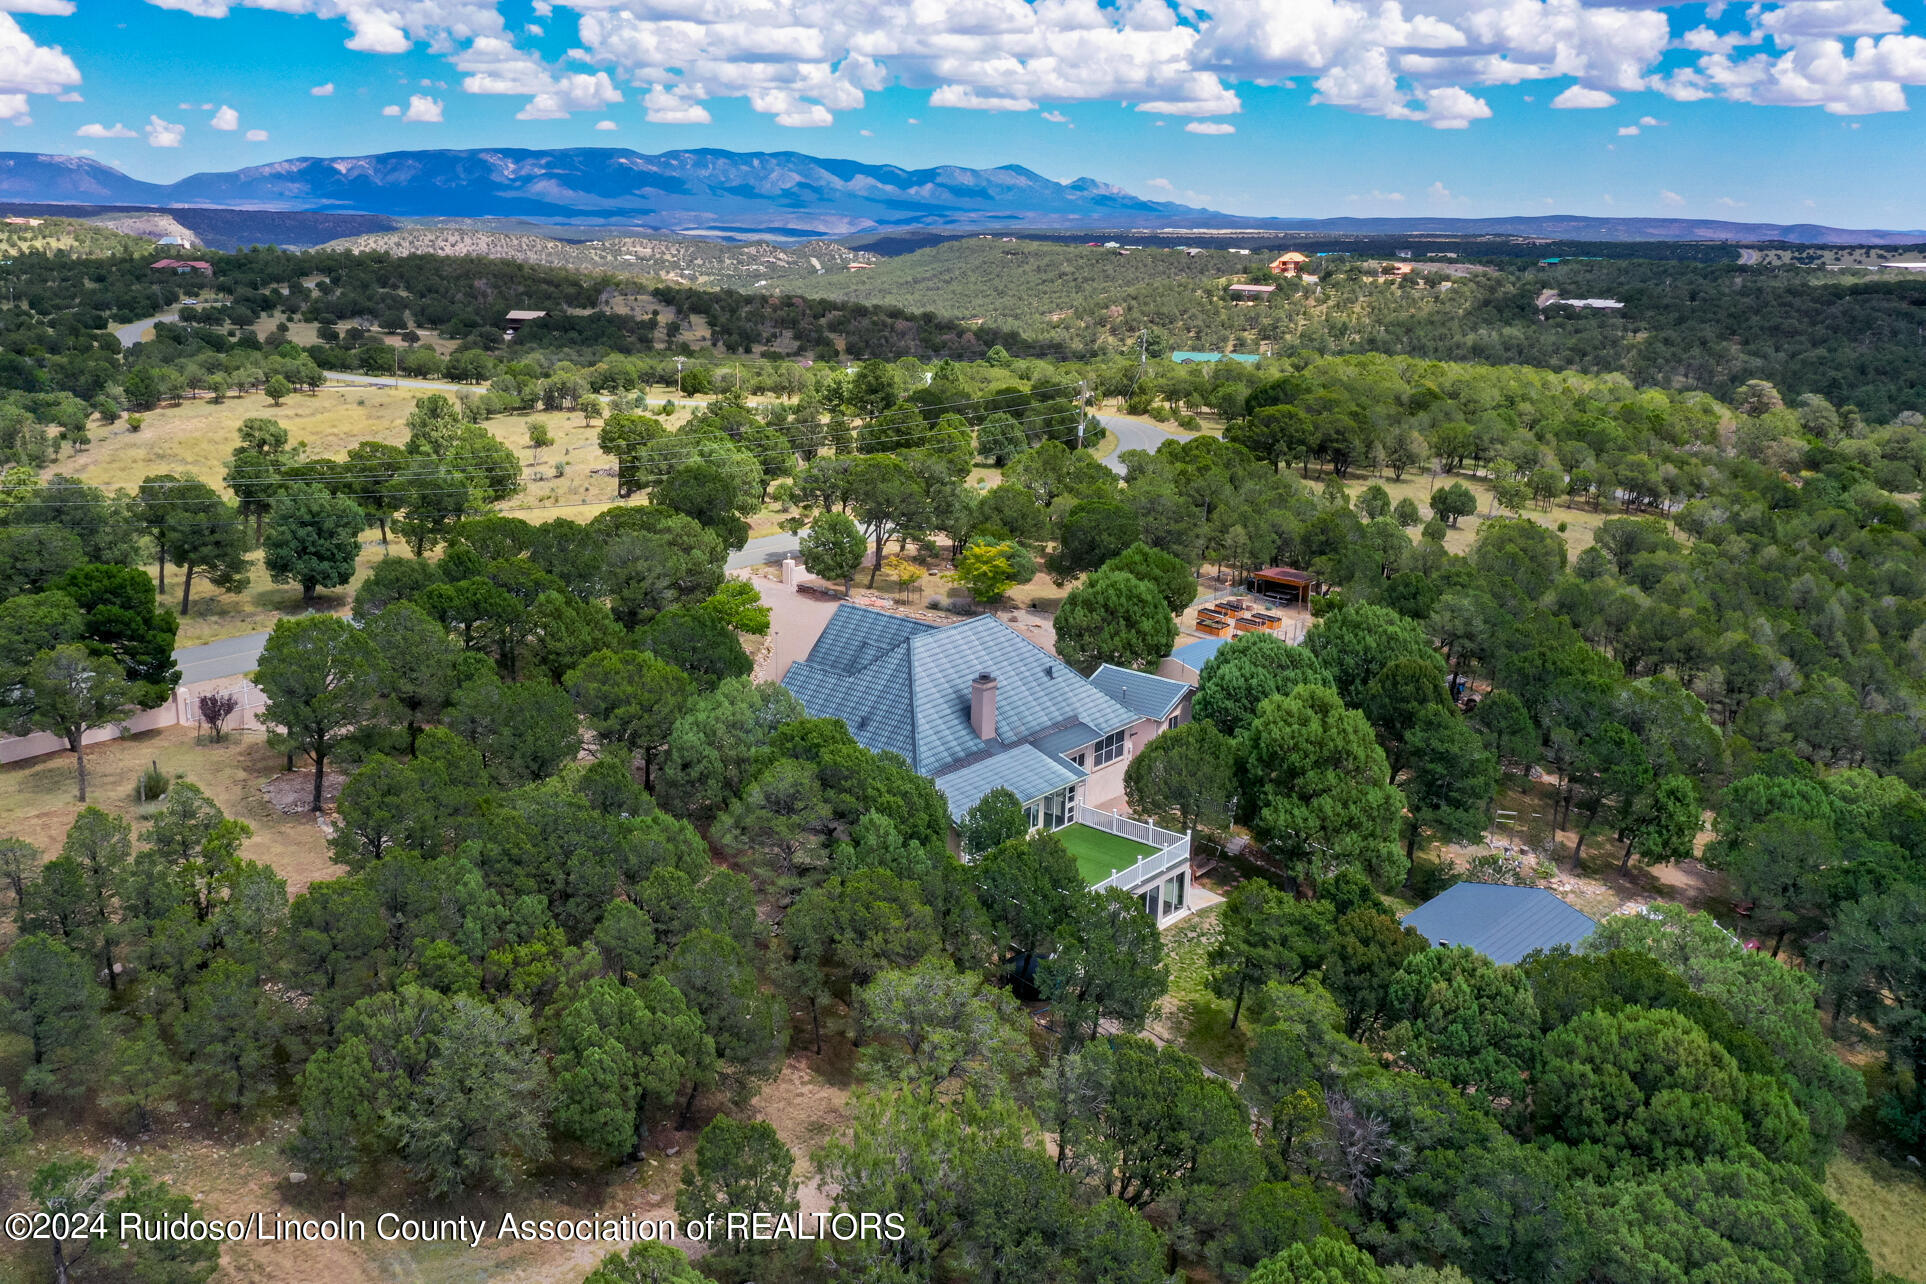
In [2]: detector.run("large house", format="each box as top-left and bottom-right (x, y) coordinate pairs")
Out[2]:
(783, 603), (1199, 923)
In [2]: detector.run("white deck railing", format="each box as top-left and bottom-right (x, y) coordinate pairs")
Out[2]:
(1077, 804), (1193, 895)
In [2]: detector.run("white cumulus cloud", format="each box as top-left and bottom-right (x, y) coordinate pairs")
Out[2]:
(1660, 189), (1685, 205)
(75, 121), (135, 138)
(1618, 123), (1640, 134)
(1185, 120), (1235, 133)
(144, 114), (184, 146)
(381, 104), (401, 115)
(1552, 86), (1619, 109)
(403, 93), (442, 122)
(245, 128), (267, 140)
(116, 0), (1926, 131)
(210, 104), (238, 129)
(310, 82), (333, 96)
(593, 118), (617, 130)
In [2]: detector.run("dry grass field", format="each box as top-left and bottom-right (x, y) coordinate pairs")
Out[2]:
(1826, 1138), (1926, 1283)
(0, 724), (343, 899)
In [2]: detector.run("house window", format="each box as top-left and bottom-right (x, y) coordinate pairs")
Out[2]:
(1024, 785), (1077, 833)
(1093, 729), (1126, 767)
(1142, 888), (1161, 918)
(1161, 872), (1187, 917)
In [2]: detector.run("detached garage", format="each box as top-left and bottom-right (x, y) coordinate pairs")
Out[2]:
(1400, 882), (1597, 965)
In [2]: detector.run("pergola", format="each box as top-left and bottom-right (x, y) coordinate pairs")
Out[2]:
(1248, 566), (1320, 604)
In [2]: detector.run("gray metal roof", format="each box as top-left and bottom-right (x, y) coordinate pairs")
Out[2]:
(932, 744), (1085, 822)
(1400, 882), (1597, 965)
(1088, 664), (1190, 720)
(1171, 637), (1230, 671)
(783, 604), (1138, 777)
(1028, 721), (1103, 760)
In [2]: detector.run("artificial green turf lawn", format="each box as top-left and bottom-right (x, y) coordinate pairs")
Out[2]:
(1058, 822), (1161, 885)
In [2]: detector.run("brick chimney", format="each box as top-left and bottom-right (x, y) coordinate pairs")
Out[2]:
(970, 672), (998, 741)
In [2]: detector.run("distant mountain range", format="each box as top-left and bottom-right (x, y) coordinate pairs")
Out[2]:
(2, 147), (1922, 244)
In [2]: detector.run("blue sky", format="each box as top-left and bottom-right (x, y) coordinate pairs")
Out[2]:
(6, 0), (1926, 229)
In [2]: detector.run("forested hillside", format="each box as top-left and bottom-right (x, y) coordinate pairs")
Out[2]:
(776, 240), (1926, 418)
(1, 239), (1924, 1284)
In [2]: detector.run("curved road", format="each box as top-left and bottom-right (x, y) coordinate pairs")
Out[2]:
(114, 312), (177, 348)
(1095, 412), (1192, 474)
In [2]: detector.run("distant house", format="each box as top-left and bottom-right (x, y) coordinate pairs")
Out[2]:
(1268, 251), (1310, 276)
(782, 604), (1199, 922)
(1400, 882), (1597, 964)
(150, 259), (212, 275)
(1880, 262), (1926, 271)
(3, 216), (45, 227)
(1228, 283), (1276, 297)
(502, 309), (547, 338)
(1171, 351), (1260, 365)
(1551, 298), (1625, 310)
(845, 262), (873, 270)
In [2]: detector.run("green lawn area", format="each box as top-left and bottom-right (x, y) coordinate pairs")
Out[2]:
(1059, 822), (1159, 885)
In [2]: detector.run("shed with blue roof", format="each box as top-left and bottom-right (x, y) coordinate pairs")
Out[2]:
(1400, 882), (1598, 965)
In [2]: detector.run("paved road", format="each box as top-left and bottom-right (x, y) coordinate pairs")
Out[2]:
(728, 531), (801, 570)
(1737, 247), (1759, 266)
(114, 312), (176, 348)
(1095, 412), (1192, 474)
(174, 631), (270, 684)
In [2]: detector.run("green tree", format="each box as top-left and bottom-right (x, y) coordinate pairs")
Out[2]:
(1323, 910), (1429, 1038)
(57, 806), (131, 993)
(262, 483), (365, 604)
(12, 646), (136, 802)
(675, 1115), (800, 1222)
(1238, 685), (1406, 891)
(157, 477), (251, 614)
(1248, 1234), (1388, 1283)
(859, 958), (1033, 1100)
(1196, 632), (1335, 736)
(1208, 879), (1299, 1029)
(1055, 568), (1178, 673)
(566, 649), (696, 789)
(799, 511), (867, 594)
(553, 976), (711, 1163)
(1039, 889), (1169, 1049)
(1, 934), (105, 1104)
(256, 615), (382, 811)
(948, 538), (1020, 603)
(958, 787), (1027, 859)
(581, 1242), (706, 1284)
(1124, 718), (1235, 835)
(1401, 705), (1499, 859)
(1815, 882), (1926, 1149)
(1049, 499), (1143, 583)
(1431, 482), (1476, 527)
(1102, 541), (1198, 614)
(1361, 656), (1453, 775)
(51, 562), (179, 703)
(1386, 946), (1539, 1112)
(1304, 603), (1443, 707)
(178, 956), (284, 1110)
(364, 601), (458, 754)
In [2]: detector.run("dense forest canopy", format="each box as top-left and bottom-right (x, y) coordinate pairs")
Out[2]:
(0, 234), (1923, 1284)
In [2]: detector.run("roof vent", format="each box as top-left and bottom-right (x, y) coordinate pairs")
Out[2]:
(1044, 663), (1055, 678)
(856, 715), (869, 730)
